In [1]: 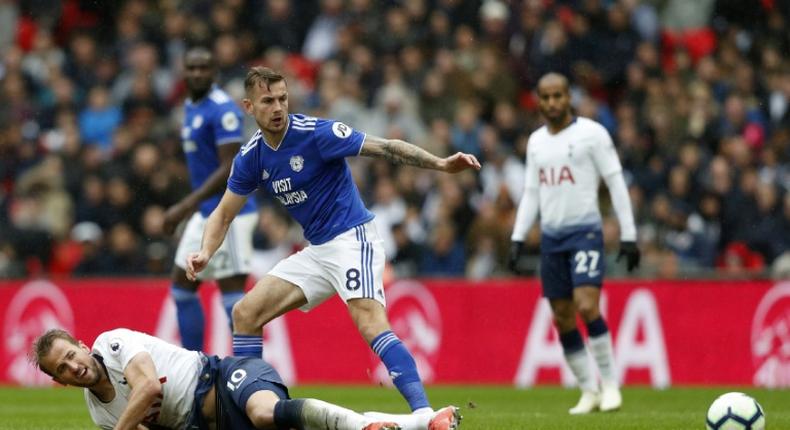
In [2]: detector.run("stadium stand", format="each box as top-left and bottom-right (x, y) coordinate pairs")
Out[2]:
(0, 0), (787, 280)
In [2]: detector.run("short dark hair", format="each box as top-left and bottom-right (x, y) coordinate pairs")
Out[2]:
(244, 66), (285, 94)
(184, 46), (214, 67)
(31, 328), (79, 377)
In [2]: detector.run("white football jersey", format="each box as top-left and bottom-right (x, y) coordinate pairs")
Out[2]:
(84, 329), (202, 430)
(524, 117), (622, 235)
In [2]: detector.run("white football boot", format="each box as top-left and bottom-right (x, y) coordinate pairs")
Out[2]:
(568, 390), (600, 415)
(599, 381), (622, 412)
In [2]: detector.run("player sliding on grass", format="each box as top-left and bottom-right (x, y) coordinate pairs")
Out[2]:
(509, 73), (640, 414)
(186, 66), (479, 418)
(32, 328), (461, 430)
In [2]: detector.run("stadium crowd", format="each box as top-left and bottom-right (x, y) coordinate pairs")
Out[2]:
(0, 0), (788, 280)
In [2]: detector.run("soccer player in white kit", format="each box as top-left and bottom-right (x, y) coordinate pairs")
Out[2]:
(32, 328), (462, 430)
(509, 73), (641, 414)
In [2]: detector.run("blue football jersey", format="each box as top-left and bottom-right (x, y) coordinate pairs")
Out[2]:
(182, 86), (256, 217)
(228, 114), (374, 245)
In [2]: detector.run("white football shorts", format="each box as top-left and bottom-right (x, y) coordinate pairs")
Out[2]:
(174, 211), (258, 280)
(269, 220), (386, 311)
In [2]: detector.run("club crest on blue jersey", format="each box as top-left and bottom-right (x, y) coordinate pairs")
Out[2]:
(290, 155), (304, 172)
(262, 169), (270, 180)
(191, 115), (203, 129)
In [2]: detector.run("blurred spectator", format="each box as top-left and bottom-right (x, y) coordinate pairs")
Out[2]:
(0, 0), (786, 279)
(390, 222), (423, 279)
(419, 222), (465, 277)
(302, 0), (344, 61)
(79, 85), (122, 153)
(71, 221), (112, 276)
(370, 178), (407, 258)
(257, 0), (307, 52)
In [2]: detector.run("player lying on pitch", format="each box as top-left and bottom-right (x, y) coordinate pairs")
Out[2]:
(31, 328), (461, 430)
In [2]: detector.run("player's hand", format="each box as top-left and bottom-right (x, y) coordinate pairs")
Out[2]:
(441, 152), (481, 173)
(186, 251), (210, 281)
(617, 241), (641, 272)
(163, 202), (194, 235)
(509, 241), (525, 274)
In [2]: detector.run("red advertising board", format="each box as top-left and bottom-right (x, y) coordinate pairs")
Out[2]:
(1, 278), (789, 387)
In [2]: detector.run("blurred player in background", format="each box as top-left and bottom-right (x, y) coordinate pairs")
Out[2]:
(509, 73), (640, 414)
(32, 328), (461, 430)
(164, 46), (258, 351)
(186, 67), (479, 415)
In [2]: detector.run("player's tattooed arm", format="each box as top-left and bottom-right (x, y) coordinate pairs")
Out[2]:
(361, 135), (443, 169)
(361, 135), (481, 173)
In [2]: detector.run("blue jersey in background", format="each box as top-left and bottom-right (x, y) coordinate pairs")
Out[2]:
(182, 85), (256, 217)
(228, 114), (374, 245)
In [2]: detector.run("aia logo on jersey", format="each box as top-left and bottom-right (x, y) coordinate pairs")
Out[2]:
(290, 155), (304, 172)
(539, 166), (575, 186)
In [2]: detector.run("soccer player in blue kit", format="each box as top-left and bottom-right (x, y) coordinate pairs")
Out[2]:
(186, 67), (478, 425)
(164, 47), (258, 352)
(509, 73), (641, 414)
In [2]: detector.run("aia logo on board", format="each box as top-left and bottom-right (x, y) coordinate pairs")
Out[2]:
(371, 281), (442, 384)
(751, 282), (790, 387)
(3, 280), (75, 386)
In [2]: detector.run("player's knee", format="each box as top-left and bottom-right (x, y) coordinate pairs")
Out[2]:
(553, 314), (576, 332)
(575, 302), (600, 322)
(247, 404), (276, 429)
(246, 391), (279, 429)
(348, 299), (390, 342)
(232, 299), (261, 332)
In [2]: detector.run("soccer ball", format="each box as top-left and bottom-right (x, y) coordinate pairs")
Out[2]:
(705, 392), (765, 430)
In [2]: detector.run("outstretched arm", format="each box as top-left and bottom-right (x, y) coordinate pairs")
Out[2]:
(359, 135), (480, 173)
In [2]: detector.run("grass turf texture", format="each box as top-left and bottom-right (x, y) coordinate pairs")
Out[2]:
(0, 386), (787, 429)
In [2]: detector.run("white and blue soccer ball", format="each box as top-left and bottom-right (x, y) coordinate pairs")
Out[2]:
(706, 392), (765, 430)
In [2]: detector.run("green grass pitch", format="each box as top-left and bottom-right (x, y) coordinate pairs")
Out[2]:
(0, 385), (787, 429)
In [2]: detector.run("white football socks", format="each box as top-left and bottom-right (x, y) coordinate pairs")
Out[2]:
(588, 332), (617, 385)
(565, 348), (597, 392)
(300, 398), (369, 429)
(363, 411), (431, 430)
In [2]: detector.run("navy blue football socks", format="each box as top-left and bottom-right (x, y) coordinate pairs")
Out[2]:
(371, 330), (430, 411)
(559, 328), (585, 354)
(171, 286), (205, 351)
(233, 334), (263, 358)
(586, 317), (609, 337)
(273, 399), (306, 430)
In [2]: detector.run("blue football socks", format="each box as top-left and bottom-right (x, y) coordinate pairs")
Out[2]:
(233, 334), (263, 358)
(371, 330), (430, 411)
(171, 286), (205, 351)
(586, 317), (609, 337)
(559, 328), (585, 354)
(273, 399), (305, 429)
